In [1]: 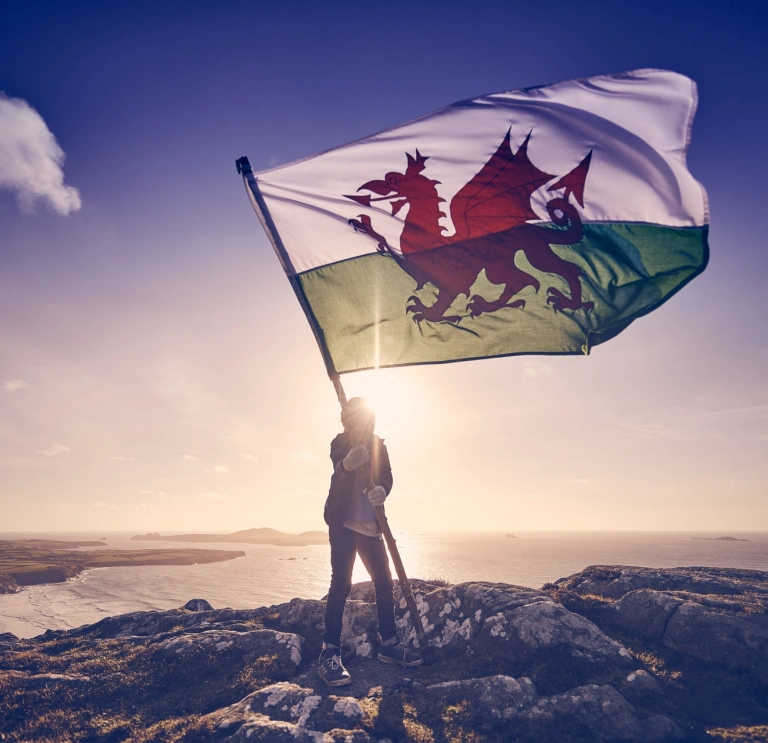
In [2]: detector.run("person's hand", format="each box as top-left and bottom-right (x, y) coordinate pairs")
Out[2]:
(367, 485), (387, 506)
(343, 445), (369, 471)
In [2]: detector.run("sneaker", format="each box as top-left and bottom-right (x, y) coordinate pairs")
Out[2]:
(377, 639), (424, 667)
(318, 647), (352, 686)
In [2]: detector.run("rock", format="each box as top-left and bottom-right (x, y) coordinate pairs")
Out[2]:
(663, 600), (768, 683)
(474, 600), (633, 694)
(421, 676), (680, 742)
(260, 597), (377, 659)
(216, 714), (367, 742)
(557, 567), (768, 684)
(612, 589), (685, 641)
(71, 604), (264, 639)
(521, 684), (645, 742)
(0, 575), (20, 594)
(642, 714), (686, 743)
(152, 628), (304, 676)
(345, 578), (447, 604)
(556, 566), (768, 607)
(206, 682), (369, 740)
(425, 674), (538, 722)
(620, 670), (664, 703)
(0, 631), (18, 651)
(184, 598), (214, 611)
(1, 573), (763, 742)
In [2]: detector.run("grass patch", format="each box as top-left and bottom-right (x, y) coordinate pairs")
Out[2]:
(707, 726), (768, 742)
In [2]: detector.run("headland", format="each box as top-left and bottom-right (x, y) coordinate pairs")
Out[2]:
(0, 539), (245, 594)
(130, 527), (328, 546)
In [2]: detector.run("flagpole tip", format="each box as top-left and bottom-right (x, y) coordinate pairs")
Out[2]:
(236, 157), (252, 175)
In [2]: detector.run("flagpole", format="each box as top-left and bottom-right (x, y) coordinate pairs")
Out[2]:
(236, 156), (338, 378)
(332, 376), (432, 662)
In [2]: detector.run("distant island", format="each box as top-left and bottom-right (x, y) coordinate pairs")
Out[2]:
(0, 539), (244, 594)
(506, 533), (518, 538)
(130, 527), (328, 546)
(691, 536), (750, 542)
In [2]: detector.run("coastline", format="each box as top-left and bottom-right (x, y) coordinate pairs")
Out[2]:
(2, 531), (767, 640)
(0, 539), (246, 595)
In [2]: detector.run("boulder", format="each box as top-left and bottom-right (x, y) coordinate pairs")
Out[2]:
(556, 566), (768, 607)
(0, 632), (18, 651)
(425, 674), (538, 722)
(663, 601), (768, 683)
(612, 589), (685, 641)
(152, 628), (304, 677)
(557, 567), (768, 684)
(184, 598), (214, 611)
(214, 714), (370, 742)
(374, 582), (634, 693)
(205, 682), (370, 741)
(70, 605), (264, 639)
(419, 675), (680, 742)
(519, 684), (673, 743)
(260, 598), (378, 659)
(620, 670), (664, 703)
(346, 578), (449, 604)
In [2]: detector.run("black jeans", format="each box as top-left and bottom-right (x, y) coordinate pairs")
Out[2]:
(323, 525), (396, 647)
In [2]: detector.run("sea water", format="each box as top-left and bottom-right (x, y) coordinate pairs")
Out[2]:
(1, 531), (767, 638)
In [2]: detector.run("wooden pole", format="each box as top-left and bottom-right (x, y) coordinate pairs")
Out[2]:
(332, 377), (432, 661)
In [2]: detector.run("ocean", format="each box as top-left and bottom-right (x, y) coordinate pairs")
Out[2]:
(2, 531), (767, 639)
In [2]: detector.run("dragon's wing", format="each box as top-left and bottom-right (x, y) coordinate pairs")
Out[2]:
(449, 131), (554, 242)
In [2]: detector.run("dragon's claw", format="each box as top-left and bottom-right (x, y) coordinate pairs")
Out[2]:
(467, 295), (526, 317)
(547, 288), (593, 312)
(406, 296), (428, 316)
(406, 295), (463, 324)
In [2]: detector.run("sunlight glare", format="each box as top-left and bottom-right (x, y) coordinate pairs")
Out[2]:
(342, 369), (413, 438)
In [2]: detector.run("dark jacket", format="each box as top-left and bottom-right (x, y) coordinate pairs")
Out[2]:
(324, 432), (393, 527)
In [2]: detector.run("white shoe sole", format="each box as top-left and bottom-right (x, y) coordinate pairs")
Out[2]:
(376, 652), (424, 667)
(317, 667), (352, 686)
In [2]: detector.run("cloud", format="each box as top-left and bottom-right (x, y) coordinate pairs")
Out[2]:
(38, 442), (70, 456)
(703, 404), (768, 420)
(204, 465), (229, 474)
(523, 361), (552, 377)
(140, 489), (167, 496)
(93, 501), (121, 510)
(239, 453), (259, 462)
(197, 492), (228, 500)
(292, 451), (319, 463)
(182, 454), (198, 461)
(3, 379), (30, 392)
(620, 421), (685, 439)
(0, 93), (81, 215)
(109, 455), (136, 462)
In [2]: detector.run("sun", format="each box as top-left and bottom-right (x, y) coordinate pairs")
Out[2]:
(341, 369), (413, 438)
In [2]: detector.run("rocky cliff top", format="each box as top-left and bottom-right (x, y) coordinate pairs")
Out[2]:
(1, 567), (767, 742)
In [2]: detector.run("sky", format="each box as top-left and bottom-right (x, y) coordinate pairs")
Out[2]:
(0, 0), (766, 534)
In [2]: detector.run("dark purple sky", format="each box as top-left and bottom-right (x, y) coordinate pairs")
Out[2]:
(1, 0), (767, 532)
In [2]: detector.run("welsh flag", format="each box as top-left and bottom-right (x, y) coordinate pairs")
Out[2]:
(239, 69), (708, 377)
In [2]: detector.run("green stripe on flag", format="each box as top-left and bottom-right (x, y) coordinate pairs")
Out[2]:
(297, 223), (707, 374)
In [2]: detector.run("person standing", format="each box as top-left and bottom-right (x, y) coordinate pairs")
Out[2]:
(318, 397), (423, 686)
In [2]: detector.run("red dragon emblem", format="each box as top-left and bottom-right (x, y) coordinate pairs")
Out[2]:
(345, 131), (594, 323)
